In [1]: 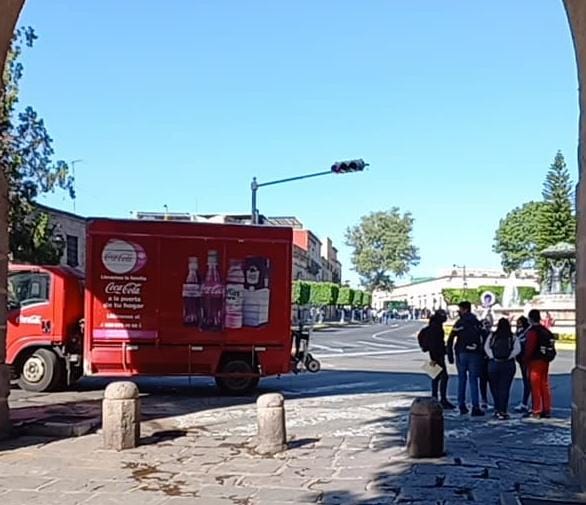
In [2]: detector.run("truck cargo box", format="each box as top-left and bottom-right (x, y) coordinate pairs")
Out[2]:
(84, 219), (294, 389)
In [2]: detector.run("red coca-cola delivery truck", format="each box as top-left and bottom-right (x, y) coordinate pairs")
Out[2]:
(6, 219), (318, 394)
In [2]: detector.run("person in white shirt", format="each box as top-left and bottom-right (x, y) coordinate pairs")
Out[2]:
(484, 318), (521, 420)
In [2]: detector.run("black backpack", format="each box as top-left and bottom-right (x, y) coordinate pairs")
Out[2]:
(535, 325), (557, 362)
(491, 333), (513, 360)
(418, 326), (430, 352)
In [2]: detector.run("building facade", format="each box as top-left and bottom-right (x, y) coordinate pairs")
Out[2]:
(320, 238), (342, 284)
(34, 204), (87, 271)
(373, 267), (539, 311)
(134, 211), (343, 283)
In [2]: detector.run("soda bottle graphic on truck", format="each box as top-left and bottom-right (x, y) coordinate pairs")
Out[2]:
(225, 260), (245, 329)
(202, 250), (224, 331)
(182, 257), (202, 326)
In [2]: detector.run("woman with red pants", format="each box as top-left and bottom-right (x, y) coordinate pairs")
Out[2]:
(523, 309), (553, 419)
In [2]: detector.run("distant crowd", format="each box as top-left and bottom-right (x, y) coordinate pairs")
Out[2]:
(417, 302), (557, 420)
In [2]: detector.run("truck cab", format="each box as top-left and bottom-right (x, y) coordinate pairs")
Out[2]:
(6, 265), (84, 391)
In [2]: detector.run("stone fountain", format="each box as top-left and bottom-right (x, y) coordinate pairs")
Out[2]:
(530, 242), (576, 334)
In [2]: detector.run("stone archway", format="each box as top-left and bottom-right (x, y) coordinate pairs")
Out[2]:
(0, 0), (25, 439)
(565, 0), (586, 488)
(2, 0), (586, 484)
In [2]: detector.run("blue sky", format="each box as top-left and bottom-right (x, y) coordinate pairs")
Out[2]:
(16, 1), (579, 286)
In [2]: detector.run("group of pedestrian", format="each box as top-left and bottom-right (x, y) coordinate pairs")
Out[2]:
(418, 301), (557, 420)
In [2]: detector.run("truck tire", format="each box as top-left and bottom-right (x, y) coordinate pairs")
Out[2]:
(215, 360), (259, 395)
(17, 348), (64, 392)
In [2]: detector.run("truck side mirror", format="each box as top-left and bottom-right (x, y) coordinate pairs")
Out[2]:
(7, 299), (20, 312)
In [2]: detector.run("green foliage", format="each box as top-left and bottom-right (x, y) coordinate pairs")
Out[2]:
(477, 286), (505, 304)
(363, 292), (372, 307)
(441, 288), (480, 306)
(493, 151), (576, 276)
(517, 286), (538, 303)
(308, 282), (339, 306)
(337, 286), (354, 306)
(10, 212), (64, 264)
(345, 208), (420, 291)
(2, 27), (74, 265)
(353, 290), (363, 308)
(493, 202), (547, 272)
(292, 281), (311, 305)
(441, 286), (534, 306)
(536, 151), (576, 259)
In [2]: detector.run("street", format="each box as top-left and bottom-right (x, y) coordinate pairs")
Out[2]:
(2, 322), (579, 505)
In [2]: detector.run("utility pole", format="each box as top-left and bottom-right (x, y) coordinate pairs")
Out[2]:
(251, 159), (368, 225)
(453, 264), (467, 289)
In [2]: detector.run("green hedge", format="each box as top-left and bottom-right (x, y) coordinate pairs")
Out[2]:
(308, 282), (339, 306)
(337, 286), (354, 306)
(442, 285), (538, 306)
(292, 281), (311, 305)
(292, 281), (371, 307)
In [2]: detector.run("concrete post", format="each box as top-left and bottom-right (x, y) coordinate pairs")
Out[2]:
(255, 393), (287, 455)
(406, 397), (444, 458)
(102, 381), (140, 450)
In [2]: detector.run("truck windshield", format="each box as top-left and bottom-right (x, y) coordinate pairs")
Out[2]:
(7, 272), (50, 307)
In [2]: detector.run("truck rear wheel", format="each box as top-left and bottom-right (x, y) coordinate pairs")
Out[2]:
(215, 360), (259, 395)
(17, 348), (64, 392)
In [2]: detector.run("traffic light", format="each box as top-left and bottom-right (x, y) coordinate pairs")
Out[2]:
(331, 159), (368, 174)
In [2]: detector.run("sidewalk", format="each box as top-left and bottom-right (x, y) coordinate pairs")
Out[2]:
(1, 386), (583, 504)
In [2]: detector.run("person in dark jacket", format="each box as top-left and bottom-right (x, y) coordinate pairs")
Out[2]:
(484, 318), (521, 420)
(514, 316), (531, 413)
(419, 310), (456, 410)
(447, 301), (485, 417)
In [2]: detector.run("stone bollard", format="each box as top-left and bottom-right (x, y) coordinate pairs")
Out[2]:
(255, 393), (287, 455)
(406, 397), (444, 458)
(102, 381), (140, 450)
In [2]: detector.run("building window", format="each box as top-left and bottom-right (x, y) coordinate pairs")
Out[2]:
(66, 235), (79, 267)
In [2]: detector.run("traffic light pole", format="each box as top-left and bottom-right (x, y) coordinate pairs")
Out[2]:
(250, 170), (332, 224)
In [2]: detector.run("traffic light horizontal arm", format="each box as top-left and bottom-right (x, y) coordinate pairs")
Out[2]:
(254, 170), (332, 189)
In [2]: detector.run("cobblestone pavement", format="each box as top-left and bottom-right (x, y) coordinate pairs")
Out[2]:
(1, 386), (583, 505)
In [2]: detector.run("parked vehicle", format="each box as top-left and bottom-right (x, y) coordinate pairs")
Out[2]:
(7, 219), (318, 394)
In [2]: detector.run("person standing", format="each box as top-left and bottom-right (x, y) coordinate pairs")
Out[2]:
(479, 318), (492, 410)
(514, 316), (531, 413)
(447, 301), (486, 417)
(418, 310), (456, 410)
(485, 318), (521, 420)
(524, 309), (556, 419)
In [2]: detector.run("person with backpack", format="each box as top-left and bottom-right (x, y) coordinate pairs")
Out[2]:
(523, 309), (556, 418)
(484, 318), (521, 420)
(447, 301), (486, 417)
(514, 316), (531, 414)
(418, 310), (456, 410)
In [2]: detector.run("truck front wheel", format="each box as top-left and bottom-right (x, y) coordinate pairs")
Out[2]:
(215, 360), (259, 395)
(17, 348), (64, 392)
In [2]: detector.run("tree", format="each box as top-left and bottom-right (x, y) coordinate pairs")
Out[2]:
(493, 201), (546, 272)
(345, 208), (420, 291)
(1, 27), (73, 264)
(536, 151), (576, 253)
(493, 151), (576, 276)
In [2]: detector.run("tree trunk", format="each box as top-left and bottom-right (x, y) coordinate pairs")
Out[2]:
(564, 0), (586, 490)
(0, 0), (26, 439)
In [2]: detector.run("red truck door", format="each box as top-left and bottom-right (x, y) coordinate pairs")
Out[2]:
(6, 269), (55, 362)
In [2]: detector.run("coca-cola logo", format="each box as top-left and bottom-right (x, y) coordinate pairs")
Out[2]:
(105, 282), (142, 295)
(102, 239), (147, 274)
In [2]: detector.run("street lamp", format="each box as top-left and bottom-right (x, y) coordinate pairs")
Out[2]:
(453, 264), (467, 289)
(250, 159), (368, 224)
